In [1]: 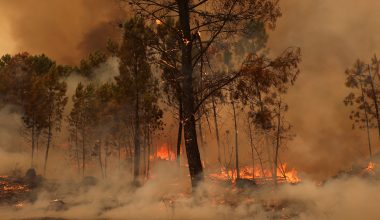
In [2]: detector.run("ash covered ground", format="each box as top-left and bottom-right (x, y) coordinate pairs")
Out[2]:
(1, 159), (380, 220)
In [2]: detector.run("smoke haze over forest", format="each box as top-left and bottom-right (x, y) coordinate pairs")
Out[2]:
(0, 0), (376, 179)
(2, 1), (380, 220)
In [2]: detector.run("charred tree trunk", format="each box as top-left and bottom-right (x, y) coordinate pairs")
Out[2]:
(142, 127), (146, 178)
(146, 126), (151, 179)
(75, 126), (80, 175)
(118, 141), (121, 173)
(273, 101), (281, 186)
(104, 142), (108, 178)
(247, 114), (255, 179)
(125, 139), (133, 179)
(133, 91), (141, 184)
(254, 136), (265, 177)
(360, 81), (372, 160)
(212, 96), (221, 166)
(143, 123), (149, 179)
(31, 123), (35, 168)
(98, 140), (104, 179)
(36, 131), (40, 162)
(197, 110), (205, 167)
(176, 97), (183, 166)
(44, 117), (52, 176)
(368, 66), (380, 140)
(82, 126), (86, 177)
(177, 0), (204, 188)
(231, 100), (239, 180)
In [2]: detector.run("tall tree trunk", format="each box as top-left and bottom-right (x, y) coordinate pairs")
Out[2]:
(98, 140), (104, 178)
(247, 114), (255, 180)
(75, 126), (80, 175)
(146, 126), (151, 179)
(31, 123), (35, 168)
(273, 101), (281, 186)
(253, 134), (265, 177)
(36, 131), (40, 162)
(231, 100), (239, 180)
(197, 110), (205, 167)
(360, 82), (372, 160)
(368, 66), (380, 139)
(82, 126), (86, 177)
(176, 97), (183, 166)
(104, 142), (108, 178)
(143, 124), (148, 178)
(133, 91), (141, 184)
(118, 141), (121, 174)
(212, 96), (221, 166)
(177, 0), (204, 188)
(44, 119), (52, 176)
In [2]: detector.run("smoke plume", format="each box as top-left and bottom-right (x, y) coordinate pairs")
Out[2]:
(267, 0), (380, 179)
(0, 0), (125, 64)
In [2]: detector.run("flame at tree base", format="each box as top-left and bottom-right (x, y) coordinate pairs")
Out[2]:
(209, 164), (301, 184)
(148, 144), (301, 184)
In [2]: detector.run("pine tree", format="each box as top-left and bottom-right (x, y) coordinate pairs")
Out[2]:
(116, 17), (162, 184)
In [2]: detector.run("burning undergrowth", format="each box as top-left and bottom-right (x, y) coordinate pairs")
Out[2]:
(0, 161), (379, 220)
(0, 176), (31, 206)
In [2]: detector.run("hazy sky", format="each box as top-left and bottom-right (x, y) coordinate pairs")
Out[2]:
(267, 0), (380, 178)
(0, 0), (380, 179)
(0, 0), (124, 63)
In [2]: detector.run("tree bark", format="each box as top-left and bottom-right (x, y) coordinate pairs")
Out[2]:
(247, 114), (255, 180)
(360, 81), (372, 160)
(104, 142), (108, 178)
(146, 126), (151, 179)
(31, 123), (35, 168)
(231, 100), (239, 180)
(133, 91), (141, 184)
(212, 96), (221, 165)
(176, 97), (183, 166)
(97, 140), (104, 178)
(75, 125), (80, 175)
(44, 118), (52, 176)
(82, 126), (86, 177)
(197, 110), (205, 167)
(142, 125), (147, 178)
(36, 131), (40, 162)
(368, 66), (380, 140)
(273, 101), (281, 186)
(177, 0), (204, 188)
(118, 141), (121, 174)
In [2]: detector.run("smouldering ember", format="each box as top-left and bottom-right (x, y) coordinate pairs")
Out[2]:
(14, 202), (25, 209)
(365, 162), (376, 173)
(0, 176), (31, 206)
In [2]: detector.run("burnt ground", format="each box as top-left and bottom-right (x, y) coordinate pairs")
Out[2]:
(0, 175), (33, 206)
(1, 163), (379, 220)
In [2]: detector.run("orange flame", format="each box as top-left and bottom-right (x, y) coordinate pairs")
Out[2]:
(155, 19), (163, 25)
(151, 144), (176, 161)
(209, 163), (301, 184)
(365, 162), (376, 173)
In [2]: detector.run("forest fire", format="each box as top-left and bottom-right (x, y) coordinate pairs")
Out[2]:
(0, 177), (30, 193)
(364, 162), (376, 174)
(0, 176), (31, 206)
(209, 164), (301, 184)
(3, 0), (380, 219)
(151, 144), (176, 161)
